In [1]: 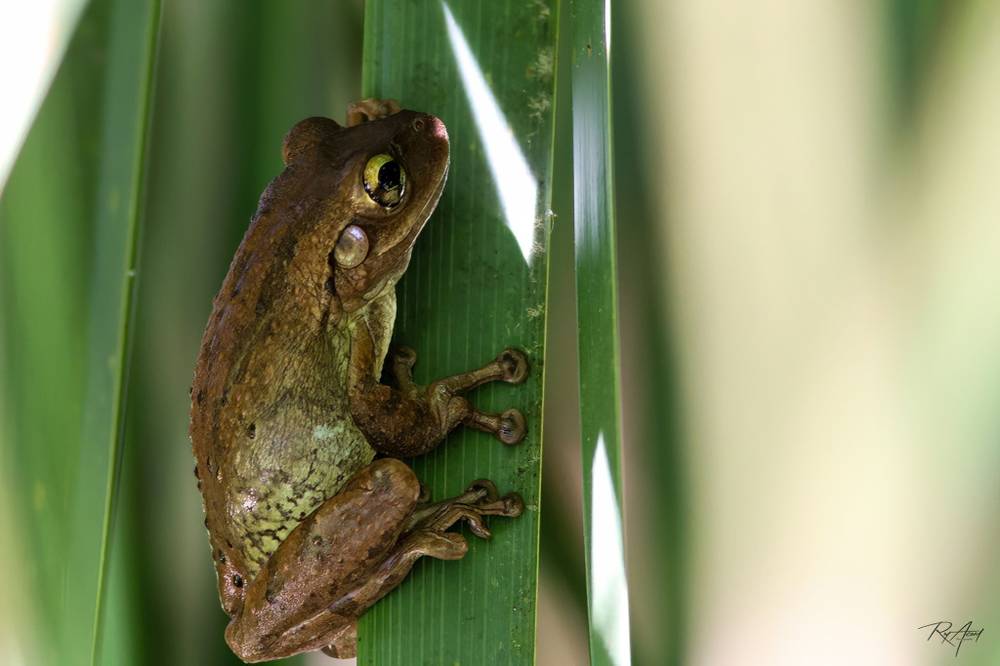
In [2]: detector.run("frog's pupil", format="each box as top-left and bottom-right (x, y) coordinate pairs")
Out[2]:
(378, 161), (401, 190)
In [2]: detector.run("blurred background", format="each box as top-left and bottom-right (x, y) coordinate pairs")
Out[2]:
(4, 0), (1000, 665)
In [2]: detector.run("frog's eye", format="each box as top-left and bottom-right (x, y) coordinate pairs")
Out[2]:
(334, 224), (369, 268)
(363, 153), (406, 208)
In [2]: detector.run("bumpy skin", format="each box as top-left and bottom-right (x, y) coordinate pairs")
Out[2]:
(189, 101), (528, 662)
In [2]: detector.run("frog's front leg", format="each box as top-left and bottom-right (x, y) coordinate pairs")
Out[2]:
(352, 330), (529, 457)
(388, 344), (529, 444)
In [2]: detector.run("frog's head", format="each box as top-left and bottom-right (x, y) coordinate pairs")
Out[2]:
(279, 108), (450, 317)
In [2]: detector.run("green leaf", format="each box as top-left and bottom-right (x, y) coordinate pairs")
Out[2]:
(884, 0), (963, 123)
(570, 0), (632, 664)
(359, 1), (559, 663)
(0, 0), (161, 664)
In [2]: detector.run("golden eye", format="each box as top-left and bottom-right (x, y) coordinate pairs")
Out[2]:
(363, 153), (406, 208)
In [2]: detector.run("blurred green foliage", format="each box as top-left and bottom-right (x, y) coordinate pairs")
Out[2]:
(0, 0), (160, 664)
(886, 0), (962, 123)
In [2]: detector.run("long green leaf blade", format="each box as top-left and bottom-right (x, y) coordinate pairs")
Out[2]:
(359, 1), (559, 663)
(570, 0), (631, 664)
(0, 1), (161, 664)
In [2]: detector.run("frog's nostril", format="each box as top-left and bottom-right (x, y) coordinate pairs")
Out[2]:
(427, 116), (448, 142)
(413, 114), (447, 142)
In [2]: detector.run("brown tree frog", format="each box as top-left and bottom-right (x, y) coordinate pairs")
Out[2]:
(189, 99), (528, 662)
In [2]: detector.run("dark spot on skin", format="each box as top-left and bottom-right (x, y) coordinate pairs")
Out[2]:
(196, 389), (204, 404)
(226, 539), (234, 549)
(204, 517), (209, 528)
(255, 297), (268, 316)
(247, 423), (256, 439)
(232, 574), (243, 588)
(197, 481), (202, 491)
(231, 286), (240, 297)
(312, 535), (323, 546)
(206, 457), (216, 474)
(324, 276), (335, 295)
(276, 236), (296, 263)
(193, 465), (200, 479)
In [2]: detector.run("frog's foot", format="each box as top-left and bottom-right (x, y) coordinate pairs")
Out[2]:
(393, 347), (528, 395)
(466, 408), (526, 445)
(347, 98), (401, 126)
(404, 479), (524, 539)
(431, 348), (530, 394)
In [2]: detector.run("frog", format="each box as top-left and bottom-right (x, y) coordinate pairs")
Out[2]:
(189, 98), (529, 662)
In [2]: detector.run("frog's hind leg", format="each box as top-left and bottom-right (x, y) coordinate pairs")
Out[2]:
(319, 480), (523, 658)
(224, 458), (422, 662)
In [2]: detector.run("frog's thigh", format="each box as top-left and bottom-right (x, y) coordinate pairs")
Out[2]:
(225, 458), (419, 663)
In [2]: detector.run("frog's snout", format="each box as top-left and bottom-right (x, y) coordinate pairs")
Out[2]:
(411, 113), (448, 146)
(425, 115), (448, 142)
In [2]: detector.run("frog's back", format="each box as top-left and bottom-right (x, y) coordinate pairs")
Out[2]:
(224, 326), (376, 569)
(189, 166), (375, 584)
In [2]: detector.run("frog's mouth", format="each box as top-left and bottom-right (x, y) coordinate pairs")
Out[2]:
(416, 158), (449, 226)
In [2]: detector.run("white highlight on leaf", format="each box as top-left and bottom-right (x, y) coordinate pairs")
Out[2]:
(442, 1), (538, 264)
(591, 432), (632, 665)
(0, 0), (87, 193)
